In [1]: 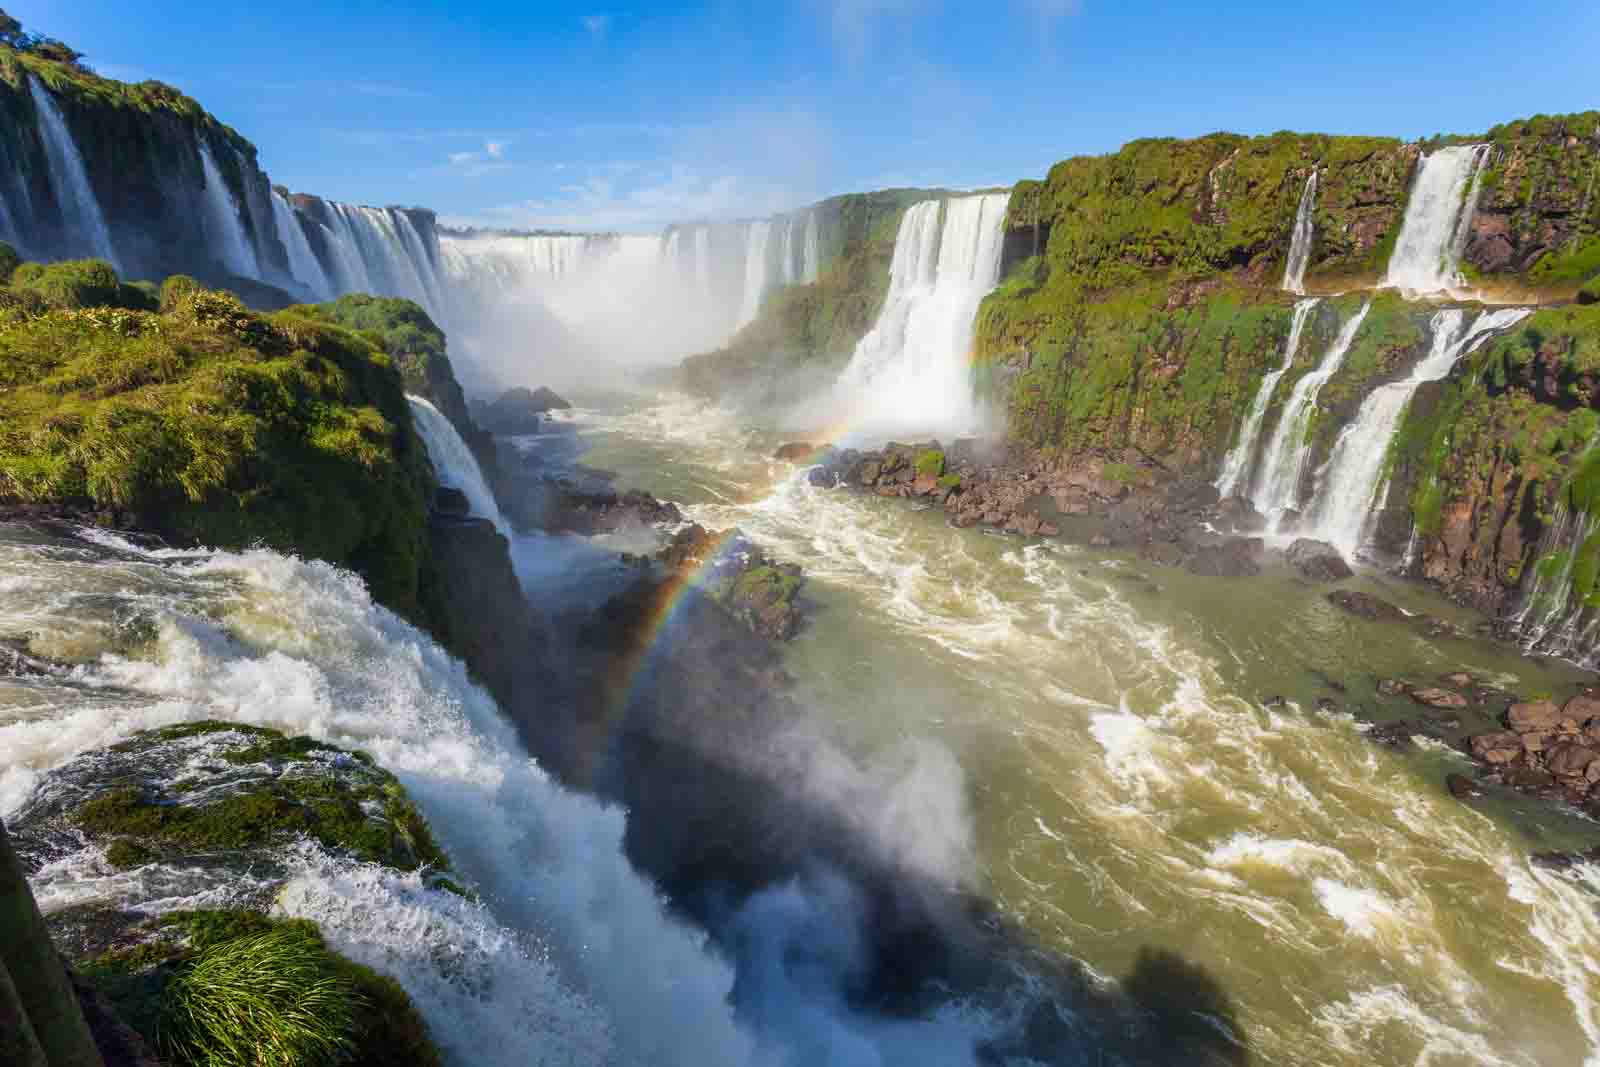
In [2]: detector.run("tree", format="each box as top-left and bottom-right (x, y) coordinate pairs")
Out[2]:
(0, 10), (22, 48)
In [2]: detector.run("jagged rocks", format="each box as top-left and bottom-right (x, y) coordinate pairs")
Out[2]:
(655, 525), (807, 642)
(474, 386), (570, 435)
(544, 484), (684, 535)
(432, 486), (471, 517)
(1285, 539), (1353, 582)
(1459, 688), (1600, 816)
(1506, 699), (1562, 732)
(1409, 686), (1469, 710)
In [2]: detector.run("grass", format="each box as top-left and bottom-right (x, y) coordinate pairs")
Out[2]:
(159, 925), (357, 1067)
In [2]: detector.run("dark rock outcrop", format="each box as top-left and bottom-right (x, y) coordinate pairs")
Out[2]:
(1285, 539), (1353, 582)
(1326, 590), (1408, 622)
(474, 386), (570, 436)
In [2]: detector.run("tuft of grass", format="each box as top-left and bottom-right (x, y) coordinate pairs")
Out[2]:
(914, 449), (945, 478)
(158, 926), (358, 1067)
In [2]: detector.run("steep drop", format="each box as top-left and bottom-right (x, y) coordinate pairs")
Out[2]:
(1384, 145), (1490, 295)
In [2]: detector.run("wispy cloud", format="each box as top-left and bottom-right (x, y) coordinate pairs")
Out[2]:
(581, 14), (611, 40)
(437, 140), (516, 179)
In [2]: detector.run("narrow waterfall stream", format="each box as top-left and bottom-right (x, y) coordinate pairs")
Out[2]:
(1282, 171), (1317, 294)
(1216, 298), (1319, 498)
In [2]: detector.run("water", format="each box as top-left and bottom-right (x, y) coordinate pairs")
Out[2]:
(1384, 146), (1491, 295)
(271, 190), (333, 299)
(407, 395), (510, 537)
(27, 75), (118, 267)
(566, 392), (1600, 1067)
(779, 215), (797, 285)
(197, 140), (261, 279)
(1215, 298), (1319, 498)
(738, 221), (774, 330)
(1282, 171), (1317, 295)
(802, 212), (820, 283)
(1250, 303), (1372, 526)
(1513, 501), (1600, 667)
(1303, 307), (1532, 558)
(833, 193), (1010, 439)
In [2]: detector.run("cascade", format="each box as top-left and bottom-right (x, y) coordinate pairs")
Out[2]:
(1282, 170), (1318, 294)
(1384, 145), (1491, 295)
(693, 226), (712, 295)
(737, 220), (773, 329)
(834, 192), (1010, 436)
(802, 210), (820, 283)
(27, 76), (118, 267)
(1249, 302), (1372, 524)
(1215, 298), (1319, 497)
(1513, 501), (1600, 667)
(197, 139), (260, 278)
(779, 215), (797, 285)
(271, 191), (333, 299)
(1303, 307), (1531, 557)
(394, 211), (448, 318)
(407, 395), (509, 537)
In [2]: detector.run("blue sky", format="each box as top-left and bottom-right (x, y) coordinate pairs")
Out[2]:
(13, 1), (1600, 232)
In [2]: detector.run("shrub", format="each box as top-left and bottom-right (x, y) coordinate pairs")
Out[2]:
(1581, 275), (1600, 306)
(914, 449), (945, 478)
(11, 258), (123, 308)
(159, 274), (202, 312)
(159, 925), (357, 1067)
(0, 240), (19, 283)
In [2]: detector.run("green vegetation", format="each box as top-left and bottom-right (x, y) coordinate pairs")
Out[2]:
(74, 724), (450, 872)
(295, 294), (451, 401)
(0, 261), (437, 618)
(914, 449), (945, 478)
(1581, 276), (1600, 305)
(937, 472), (962, 491)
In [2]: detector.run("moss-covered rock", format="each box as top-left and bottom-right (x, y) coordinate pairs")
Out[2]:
(0, 266), (436, 619)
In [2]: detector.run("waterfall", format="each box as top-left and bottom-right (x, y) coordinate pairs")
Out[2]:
(802, 210), (820, 283)
(1302, 307), (1531, 557)
(1249, 302), (1372, 525)
(1215, 298), (1319, 497)
(407, 395), (509, 537)
(1384, 145), (1491, 295)
(779, 216), (797, 286)
(834, 193), (1010, 436)
(1513, 500), (1600, 666)
(197, 140), (260, 278)
(27, 76), (118, 267)
(307, 204), (447, 323)
(1282, 171), (1317, 295)
(737, 220), (773, 329)
(693, 226), (712, 296)
(271, 191), (332, 299)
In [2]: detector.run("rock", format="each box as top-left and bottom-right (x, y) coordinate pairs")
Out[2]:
(1446, 773), (1480, 799)
(1038, 521), (1060, 537)
(1504, 766), (1557, 790)
(1440, 672), (1475, 689)
(433, 486), (471, 516)
(1562, 694), (1600, 725)
(1315, 697), (1339, 712)
(1521, 731), (1553, 754)
(1545, 741), (1600, 777)
(1414, 616), (1459, 639)
(1262, 695), (1287, 709)
(774, 442), (816, 463)
(1409, 687), (1469, 709)
(858, 460), (882, 486)
(1507, 700), (1562, 733)
(1285, 539), (1353, 582)
(912, 473), (940, 496)
(1469, 731), (1524, 764)
(1326, 590), (1407, 622)
(1186, 537), (1263, 577)
(1377, 678), (1412, 697)
(1368, 720), (1423, 748)
(477, 385), (569, 435)
(1216, 495), (1265, 533)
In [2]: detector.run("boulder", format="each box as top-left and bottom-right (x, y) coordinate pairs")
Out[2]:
(1326, 590), (1407, 622)
(1285, 539), (1353, 582)
(1504, 766), (1557, 790)
(1186, 537), (1263, 577)
(1545, 741), (1600, 777)
(1562, 694), (1600, 725)
(1446, 773), (1480, 799)
(1507, 700), (1562, 733)
(773, 442), (816, 463)
(433, 486), (471, 516)
(477, 386), (569, 435)
(1409, 687), (1469, 710)
(1469, 731), (1524, 764)
(1377, 678), (1412, 697)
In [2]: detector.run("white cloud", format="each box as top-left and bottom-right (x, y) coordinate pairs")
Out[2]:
(581, 14), (610, 40)
(485, 140), (509, 159)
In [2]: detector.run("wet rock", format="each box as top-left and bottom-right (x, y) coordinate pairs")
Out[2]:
(1315, 697), (1339, 712)
(1326, 590), (1407, 622)
(1186, 537), (1263, 577)
(1446, 773), (1480, 799)
(1262, 695), (1288, 709)
(546, 484), (684, 535)
(773, 442), (816, 463)
(1413, 615), (1460, 639)
(1562, 694), (1600, 725)
(477, 385), (568, 435)
(1368, 720), (1425, 748)
(1215, 495), (1265, 533)
(1503, 766), (1557, 790)
(1377, 678), (1412, 697)
(1507, 700), (1562, 733)
(1284, 538), (1353, 582)
(1544, 741), (1600, 777)
(1409, 687), (1469, 710)
(1469, 731), (1525, 764)
(433, 486), (471, 516)
(1531, 847), (1600, 872)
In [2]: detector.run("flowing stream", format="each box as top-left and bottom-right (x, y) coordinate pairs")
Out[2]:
(1215, 298), (1318, 498)
(562, 392), (1600, 1067)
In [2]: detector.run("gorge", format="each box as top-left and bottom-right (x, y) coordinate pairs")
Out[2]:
(3, 16), (1600, 1067)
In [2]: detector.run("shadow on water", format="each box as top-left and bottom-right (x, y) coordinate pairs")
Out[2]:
(497, 540), (1252, 1065)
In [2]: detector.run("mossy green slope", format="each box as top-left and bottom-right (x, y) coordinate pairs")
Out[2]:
(0, 261), (436, 618)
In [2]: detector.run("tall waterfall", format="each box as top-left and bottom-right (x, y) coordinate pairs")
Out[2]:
(1215, 298), (1319, 497)
(197, 140), (260, 278)
(834, 193), (1010, 436)
(1513, 501), (1600, 667)
(407, 395), (509, 538)
(1302, 307), (1531, 557)
(322, 204), (447, 323)
(778, 215), (797, 285)
(1384, 145), (1491, 295)
(271, 190), (333, 299)
(693, 226), (712, 295)
(737, 220), (773, 330)
(802, 210), (820, 283)
(1249, 302), (1372, 524)
(1282, 171), (1317, 294)
(27, 76), (118, 267)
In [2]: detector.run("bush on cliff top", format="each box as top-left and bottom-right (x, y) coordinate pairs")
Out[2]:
(0, 264), (435, 617)
(9, 257), (155, 310)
